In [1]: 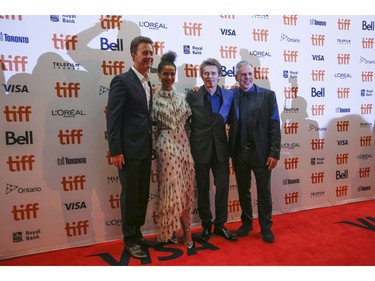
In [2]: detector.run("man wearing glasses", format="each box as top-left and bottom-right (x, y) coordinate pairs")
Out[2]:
(186, 58), (237, 242)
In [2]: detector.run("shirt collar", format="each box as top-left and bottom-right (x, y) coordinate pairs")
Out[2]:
(132, 66), (150, 83)
(203, 86), (222, 97)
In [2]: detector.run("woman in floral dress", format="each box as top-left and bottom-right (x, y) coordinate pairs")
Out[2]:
(152, 51), (195, 248)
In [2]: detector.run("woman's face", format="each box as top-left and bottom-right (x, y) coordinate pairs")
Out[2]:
(158, 65), (176, 91)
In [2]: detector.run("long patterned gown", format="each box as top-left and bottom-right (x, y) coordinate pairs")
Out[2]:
(152, 86), (195, 243)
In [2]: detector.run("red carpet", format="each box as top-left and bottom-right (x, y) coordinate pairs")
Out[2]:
(1, 199), (374, 266)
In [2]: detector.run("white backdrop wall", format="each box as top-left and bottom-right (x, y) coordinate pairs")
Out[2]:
(0, 15), (374, 260)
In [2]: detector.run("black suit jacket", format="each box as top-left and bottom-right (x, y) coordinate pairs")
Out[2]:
(228, 84), (281, 162)
(186, 86), (233, 164)
(107, 68), (153, 160)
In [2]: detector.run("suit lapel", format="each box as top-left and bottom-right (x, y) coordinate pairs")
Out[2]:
(128, 68), (148, 110)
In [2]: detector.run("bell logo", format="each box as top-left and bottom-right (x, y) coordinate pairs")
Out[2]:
(362, 38), (374, 49)
(337, 19), (351, 30)
(0, 55), (28, 71)
(283, 122), (298, 134)
(336, 120), (349, 132)
(52, 34), (77, 50)
(284, 157), (299, 169)
(109, 194), (120, 209)
(311, 172), (324, 184)
(284, 86), (298, 99)
(337, 87), (350, 98)
(311, 34), (325, 46)
(337, 53), (350, 65)
(5, 131), (33, 145)
(284, 192), (299, 204)
(65, 220), (89, 237)
(58, 129), (83, 145)
(55, 82), (80, 98)
(252, 29), (269, 42)
(3, 105), (32, 122)
(336, 186), (348, 197)
(283, 15), (298, 25)
(183, 22), (202, 36)
(359, 167), (371, 178)
(101, 60), (125, 75)
(61, 175), (86, 191)
(12, 203), (39, 221)
(311, 138), (325, 150)
(100, 15), (122, 30)
(283, 50), (298, 62)
(7, 155), (35, 172)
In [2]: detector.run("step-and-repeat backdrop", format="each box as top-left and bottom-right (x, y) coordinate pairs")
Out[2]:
(1, 15), (374, 260)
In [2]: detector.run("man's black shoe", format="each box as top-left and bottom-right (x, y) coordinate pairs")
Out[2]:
(214, 226), (238, 241)
(138, 238), (156, 247)
(262, 230), (275, 243)
(237, 224), (253, 237)
(201, 226), (211, 241)
(125, 244), (148, 259)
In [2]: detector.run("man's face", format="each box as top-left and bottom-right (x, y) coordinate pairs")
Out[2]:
(236, 64), (254, 91)
(201, 65), (220, 90)
(132, 42), (154, 74)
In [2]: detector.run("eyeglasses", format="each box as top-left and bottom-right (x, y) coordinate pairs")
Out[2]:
(202, 71), (218, 77)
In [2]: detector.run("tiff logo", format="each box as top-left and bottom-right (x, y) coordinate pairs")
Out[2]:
(12, 203), (39, 221)
(220, 15), (235, 19)
(109, 194), (120, 209)
(362, 38), (374, 49)
(252, 29), (269, 41)
(52, 34), (77, 50)
(337, 87), (350, 98)
(0, 55), (27, 71)
(337, 54), (350, 64)
(284, 87), (298, 98)
(311, 139), (325, 150)
(359, 167), (371, 178)
(220, 46), (237, 59)
(101, 60), (125, 76)
(284, 158), (299, 169)
(184, 64), (200, 78)
(336, 120), (349, 132)
(311, 172), (324, 184)
(283, 15), (298, 25)
(337, 19), (351, 30)
(183, 22), (202, 36)
(311, 104), (325, 116)
(228, 200), (241, 213)
(284, 192), (299, 204)
(283, 122), (298, 134)
(336, 153), (349, 165)
(55, 82), (80, 98)
(7, 155), (35, 172)
(0, 15), (23, 21)
(58, 129), (83, 145)
(61, 175), (86, 191)
(153, 41), (165, 55)
(360, 136), (372, 146)
(311, 70), (325, 81)
(361, 71), (374, 82)
(100, 15), (122, 30)
(254, 67), (269, 79)
(336, 186), (348, 197)
(3, 105), (31, 122)
(311, 34), (325, 46)
(360, 104), (373, 114)
(65, 220), (89, 237)
(283, 50), (298, 62)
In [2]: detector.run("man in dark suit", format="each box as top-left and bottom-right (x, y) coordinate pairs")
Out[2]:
(228, 60), (281, 243)
(107, 36), (154, 259)
(186, 58), (237, 242)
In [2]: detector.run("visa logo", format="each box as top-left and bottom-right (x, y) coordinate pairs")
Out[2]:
(220, 28), (236, 36)
(312, 55), (324, 61)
